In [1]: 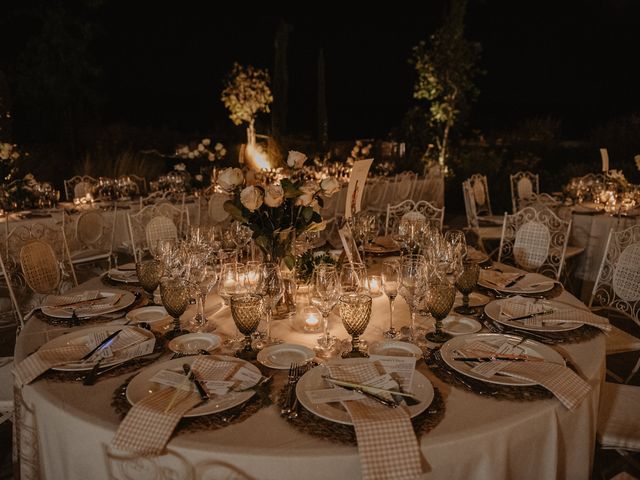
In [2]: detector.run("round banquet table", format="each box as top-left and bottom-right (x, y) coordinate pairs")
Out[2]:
(13, 265), (605, 480)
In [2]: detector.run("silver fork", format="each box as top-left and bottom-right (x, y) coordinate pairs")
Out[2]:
(281, 362), (298, 415)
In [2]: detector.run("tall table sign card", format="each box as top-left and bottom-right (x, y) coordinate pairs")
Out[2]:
(344, 158), (373, 219)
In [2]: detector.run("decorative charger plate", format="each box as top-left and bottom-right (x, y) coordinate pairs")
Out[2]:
(168, 333), (222, 354)
(478, 271), (556, 295)
(126, 355), (260, 417)
(296, 362), (434, 425)
(484, 298), (583, 332)
(125, 306), (170, 325)
(257, 343), (315, 369)
(42, 289), (136, 319)
(439, 333), (565, 386)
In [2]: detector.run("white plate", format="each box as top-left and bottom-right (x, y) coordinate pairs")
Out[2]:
(296, 362), (434, 425)
(484, 298), (583, 332)
(126, 306), (170, 325)
(257, 343), (315, 369)
(368, 340), (422, 358)
(42, 289), (136, 319)
(126, 355), (259, 417)
(107, 269), (139, 283)
(117, 262), (137, 271)
(466, 247), (489, 264)
(439, 333), (565, 386)
(442, 316), (482, 336)
(168, 333), (222, 354)
(478, 271), (556, 295)
(40, 325), (155, 371)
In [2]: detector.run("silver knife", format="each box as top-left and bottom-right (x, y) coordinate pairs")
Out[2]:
(505, 274), (526, 288)
(182, 364), (209, 402)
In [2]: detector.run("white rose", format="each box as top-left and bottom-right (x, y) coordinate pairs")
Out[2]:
(220, 148), (227, 157)
(300, 181), (318, 195)
(187, 151), (195, 159)
(295, 192), (314, 207)
(217, 167), (244, 191)
(202, 138), (211, 146)
(174, 163), (186, 171)
(287, 150), (307, 169)
(320, 177), (340, 196)
(215, 142), (223, 151)
(197, 143), (206, 152)
(240, 186), (264, 212)
(264, 184), (284, 208)
(208, 152), (216, 161)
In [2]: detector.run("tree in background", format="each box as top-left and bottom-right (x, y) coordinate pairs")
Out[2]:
(221, 63), (273, 148)
(272, 20), (291, 142)
(409, 0), (482, 168)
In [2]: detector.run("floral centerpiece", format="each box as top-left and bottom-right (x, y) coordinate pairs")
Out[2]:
(220, 151), (341, 269)
(175, 138), (227, 162)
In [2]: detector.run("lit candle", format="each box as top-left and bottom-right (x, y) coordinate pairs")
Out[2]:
(302, 306), (321, 332)
(367, 275), (382, 297)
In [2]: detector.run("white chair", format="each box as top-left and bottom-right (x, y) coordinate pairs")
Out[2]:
(118, 174), (147, 196)
(589, 225), (640, 384)
(462, 180), (503, 255)
(510, 171), (540, 213)
(63, 175), (98, 201)
(62, 207), (117, 271)
(127, 203), (189, 262)
(497, 206), (571, 280)
(362, 177), (390, 214)
(415, 200), (445, 231)
(384, 199), (444, 236)
(467, 174), (501, 223)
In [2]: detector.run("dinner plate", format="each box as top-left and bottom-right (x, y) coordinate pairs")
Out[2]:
(40, 325), (155, 371)
(484, 298), (583, 332)
(107, 268), (139, 283)
(126, 355), (260, 417)
(466, 246), (490, 264)
(41, 289), (136, 319)
(368, 340), (422, 358)
(439, 333), (565, 386)
(125, 306), (170, 325)
(257, 343), (315, 369)
(296, 362), (434, 425)
(168, 332), (222, 354)
(478, 271), (556, 295)
(454, 292), (491, 308)
(117, 262), (137, 271)
(442, 316), (482, 336)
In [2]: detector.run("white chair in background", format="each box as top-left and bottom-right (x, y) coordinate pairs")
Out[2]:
(127, 203), (189, 262)
(466, 173), (503, 224)
(510, 171), (540, 213)
(415, 200), (445, 231)
(589, 225), (640, 384)
(497, 206), (571, 281)
(384, 199), (444, 236)
(63, 175), (98, 201)
(62, 207), (117, 271)
(462, 180), (503, 255)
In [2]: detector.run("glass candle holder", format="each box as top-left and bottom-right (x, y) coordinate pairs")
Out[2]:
(367, 275), (383, 297)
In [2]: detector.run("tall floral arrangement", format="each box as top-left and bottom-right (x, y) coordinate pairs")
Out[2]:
(221, 63), (273, 146)
(221, 151), (341, 269)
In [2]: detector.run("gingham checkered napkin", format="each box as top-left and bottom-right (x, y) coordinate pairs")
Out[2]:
(327, 361), (423, 480)
(480, 270), (522, 289)
(45, 290), (122, 315)
(458, 341), (591, 410)
(112, 357), (237, 455)
(14, 345), (89, 386)
(500, 297), (611, 331)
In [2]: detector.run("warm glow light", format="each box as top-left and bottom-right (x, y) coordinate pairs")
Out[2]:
(245, 143), (272, 171)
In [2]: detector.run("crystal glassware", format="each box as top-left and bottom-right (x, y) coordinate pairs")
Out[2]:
(399, 254), (427, 342)
(425, 279), (455, 343)
(310, 265), (340, 356)
(135, 259), (163, 302)
(381, 260), (400, 338)
(340, 262), (367, 294)
(255, 262), (284, 347)
(218, 263), (246, 306)
(230, 293), (263, 360)
(339, 293), (372, 358)
(190, 264), (218, 331)
(160, 278), (191, 339)
(453, 261), (480, 315)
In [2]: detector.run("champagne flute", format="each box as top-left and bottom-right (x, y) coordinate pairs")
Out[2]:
(399, 255), (426, 342)
(256, 262), (284, 347)
(381, 260), (400, 338)
(340, 262), (367, 294)
(310, 265), (340, 356)
(189, 264), (218, 331)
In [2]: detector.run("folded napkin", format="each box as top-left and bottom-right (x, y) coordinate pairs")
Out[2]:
(500, 297), (611, 332)
(14, 345), (88, 386)
(45, 290), (122, 315)
(480, 270), (522, 289)
(327, 361), (423, 480)
(112, 357), (237, 455)
(457, 341), (591, 410)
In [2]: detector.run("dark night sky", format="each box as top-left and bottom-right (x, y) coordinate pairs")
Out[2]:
(4, 1), (640, 142)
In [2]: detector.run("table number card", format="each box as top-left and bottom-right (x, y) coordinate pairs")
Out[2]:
(600, 148), (609, 172)
(344, 158), (373, 219)
(338, 221), (362, 264)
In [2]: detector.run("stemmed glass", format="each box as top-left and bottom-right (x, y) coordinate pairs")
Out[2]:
(230, 293), (263, 361)
(453, 261), (480, 315)
(425, 278), (456, 344)
(310, 265), (340, 356)
(135, 259), (163, 303)
(255, 262), (284, 347)
(230, 221), (252, 262)
(339, 293), (372, 358)
(340, 262), (367, 294)
(381, 260), (400, 338)
(218, 263), (246, 306)
(160, 278), (191, 339)
(189, 264), (218, 331)
(399, 255), (427, 342)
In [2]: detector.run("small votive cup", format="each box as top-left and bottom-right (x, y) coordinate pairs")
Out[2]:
(367, 275), (383, 297)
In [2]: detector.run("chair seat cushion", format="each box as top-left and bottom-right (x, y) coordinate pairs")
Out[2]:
(597, 382), (640, 451)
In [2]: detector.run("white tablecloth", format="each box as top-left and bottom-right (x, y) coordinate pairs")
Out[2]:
(13, 265), (605, 480)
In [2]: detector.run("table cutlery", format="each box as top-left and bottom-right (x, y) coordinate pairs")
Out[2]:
(80, 351), (164, 385)
(231, 375), (273, 393)
(453, 356), (528, 362)
(182, 364), (209, 402)
(323, 377), (399, 407)
(428, 350), (497, 396)
(322, 376), (418, 401)
(503, 310), (555, 322)
(80, 329), (122, 361)
(504, 274), (526, 288)
(281, 362), (299, 415)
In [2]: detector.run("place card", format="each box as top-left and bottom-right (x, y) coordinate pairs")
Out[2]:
(150, 369), (195, 392)
(368, 355), (416, 391)
(600, 148), (609, 172)
(469, 343), (517, 378)
(231, 365), (263, 388)
(338, 221), (362, 264)
(306, 388), (365, 404)
(344, 158), (373, 219)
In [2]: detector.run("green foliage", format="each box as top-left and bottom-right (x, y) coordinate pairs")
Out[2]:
(408, 0), (482, 167)
(295, 250), (336, 285)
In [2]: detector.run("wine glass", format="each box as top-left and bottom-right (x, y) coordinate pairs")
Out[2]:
(339, 293), (372, 358)
(453, 260), (480, 315)
(218, 263), (246, 306)
(255, 262), (284, 347)
(243, 261), (264, 293)
(340, 262), (367, 294)
(230, 293), (263, 361)
(399, 255), (427, 342)
(444, 229), (467, 259)
(189, 264), (219, 331)
(425, 278), (456, 344)
(230, 221), (252, 262)
(135, 259), (163, 302)
(381, 260), (400, 338)
(160, 278), (191, 339)
(310, 265), (340, 356)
